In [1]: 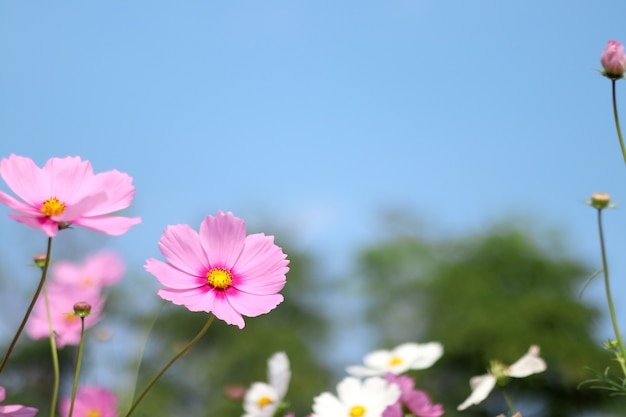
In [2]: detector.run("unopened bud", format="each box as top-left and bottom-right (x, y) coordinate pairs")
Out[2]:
(590, 192), (611, 209)
(33, 254), (48, 269)
(73, 301), (92, 318)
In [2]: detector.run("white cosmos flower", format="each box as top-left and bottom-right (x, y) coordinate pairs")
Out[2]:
(243, 352), (291, 417)
(457, 345), (546, 411)
(346, 342), (444, 377)
(312, 376), (401, 417)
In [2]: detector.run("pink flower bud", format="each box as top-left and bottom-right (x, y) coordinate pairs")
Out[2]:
(601, 40), (626, 79)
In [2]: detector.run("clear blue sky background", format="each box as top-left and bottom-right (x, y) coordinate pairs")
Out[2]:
(2, 0), (626, 368)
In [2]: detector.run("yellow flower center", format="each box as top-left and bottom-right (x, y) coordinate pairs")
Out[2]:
(40, 197), (66, 216)
(389, 356), (403, 366)
(64, 313), (79, 323)
(86, 409), (101, 417)
(349, 405), (366, 417)
(207, 268), (232, 289)
(257, 396), (273, 408)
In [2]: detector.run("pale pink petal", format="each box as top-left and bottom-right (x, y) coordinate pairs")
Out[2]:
(157, 224), (209, 275)
(157, 286), (209, 307)
(192, 290), (245, 328)
(8, 214), (59, 237)
(145, 259), (206, 289)
(72, 215), (141, 236)
(82, 170), (136, 215)
(56, 193), (108, 221)
(199, 211), (246, 269)
(84, 251), (125, 286)
(0, 387), (5, 402)
(0, 191), (41, 215)
(232, 234), (288, 294)
(0, 154), (49, 205)
(43, 156), (94, 203)
(0, 404), (39, 417)
(226, 289), (283, 317)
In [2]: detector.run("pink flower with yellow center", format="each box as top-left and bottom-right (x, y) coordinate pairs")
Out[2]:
(51, 251), (125, 290)
(59, 386), (118, 417)
(0, 154), (141, 237)
(26, 281), (105, 348)
(145, 211), (289, 329)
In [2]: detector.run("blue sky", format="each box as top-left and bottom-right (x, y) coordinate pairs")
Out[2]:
(2, 0), (626, 365)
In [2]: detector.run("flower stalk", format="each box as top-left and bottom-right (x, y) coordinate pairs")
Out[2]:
(68, 316), (87, 417)
(0, 237), (53, 374)
(595, 205), (626, 376)
(610, 80), (626, 165)
(124, 314), (215, 417)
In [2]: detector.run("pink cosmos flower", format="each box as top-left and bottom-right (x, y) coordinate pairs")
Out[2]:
(383, 374), (443, 417)
(145, 211), (289, 329)
(59, 386), (118, 417)
(601, 40), (626, 78)
(26, 281), (105, 348)
(0, 386), (38, 417)
(51, 251), (125, 290)
(0, 154), (141, 237)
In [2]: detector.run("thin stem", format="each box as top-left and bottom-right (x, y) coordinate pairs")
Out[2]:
(596, 208), (626, 376)
(68, 317), (87, 417)
(123, 314), (215, 417)
(611, 79), (626, 165)
(0, 237), (53, 374)
(43, 286), (60, 417)
(501, 387), (515, 416)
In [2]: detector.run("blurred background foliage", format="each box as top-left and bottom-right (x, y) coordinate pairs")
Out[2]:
(0, 212), (622, 416)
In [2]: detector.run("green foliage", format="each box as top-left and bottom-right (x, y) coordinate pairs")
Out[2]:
(357, 217), (617, 416)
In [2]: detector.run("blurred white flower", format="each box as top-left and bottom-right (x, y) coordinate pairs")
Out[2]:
(346, 342), (443, 377)
(457, 345), (546, 411)
(312, 376), (400, 417)
(243, 352), (291, 417)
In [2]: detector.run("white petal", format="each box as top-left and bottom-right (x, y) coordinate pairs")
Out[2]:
(268, 352), (291, 400)
(457, 374), (497, 411)
(506, 345), (546, 378)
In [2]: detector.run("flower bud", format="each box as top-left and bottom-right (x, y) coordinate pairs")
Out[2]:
(33, 254), (48, 269)
(601, 40), (626, 79)
(590, 192), (611, 209)
(73, 301), (92, 318)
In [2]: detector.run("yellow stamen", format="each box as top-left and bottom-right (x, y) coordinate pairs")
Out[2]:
(64, 313), (79, 323)
(207, 268), (232, 289)
(86, 409), (101, 417)
(257, 396), (273, 408)
(389, 356), (403, 366)
(40, 197), (65, 216)
(350, 405), (366, 417)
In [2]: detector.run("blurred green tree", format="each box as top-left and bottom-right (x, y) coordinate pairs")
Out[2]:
(356, 214), (617, 417)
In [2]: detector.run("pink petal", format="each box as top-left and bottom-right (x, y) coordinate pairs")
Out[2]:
(8, 214), (59, 236)
(157, 224), (209, 275)
(0, 404), (39, 417)
(72, 215), (141, 235)
(56, 192), (108, 221)
(0, 387), (5, 402)
(199, 211), (246, 269)
(0, 154), (48, 206)
(204, 291), (245, 328)
(145, 258), (206, 289)
(157, 286), (209, 307)
(42, 156), (94, 204)
(0, 190), (41, 215)
(82, 170), (136, 215)
(225, 289), (284, 317)
(232, 234), (288, 295)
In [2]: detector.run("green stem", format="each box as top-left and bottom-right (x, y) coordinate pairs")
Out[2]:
(43, 286), (60, 417)
(611, 80), (626, 165)
(596, 208), (626, 376)
(0, 237), (53, 374)
(501, 387), (515, 416)
(68, 317), (86, 417)
(123, 314), (215, 417)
